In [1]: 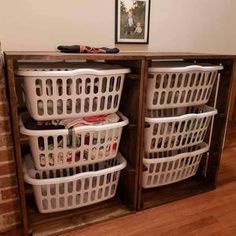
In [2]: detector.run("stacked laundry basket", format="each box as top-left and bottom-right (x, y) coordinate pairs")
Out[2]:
(142, 61), (223, 188)
(17, 62), (130, 213)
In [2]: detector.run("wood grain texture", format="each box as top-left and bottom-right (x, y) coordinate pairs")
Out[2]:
(228, 61), (236, 122)
(4, 53), (235, 236)
(138, 59), (234, 209)
(5, 58), (29, 236)
(63, 124), (236, 236)
(205, 59), (233, 185)
(30, 198), (131, 236)
(4, 52), (144, 60)
(137, 59), (148, 209)
(224, 121), (236, 148)
(4, 51), (236, 60)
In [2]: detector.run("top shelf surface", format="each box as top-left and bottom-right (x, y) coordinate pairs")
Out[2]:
(4, 51), (236, 60)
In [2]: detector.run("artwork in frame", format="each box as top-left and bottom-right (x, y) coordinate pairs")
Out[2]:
(115, 0), (150, 44)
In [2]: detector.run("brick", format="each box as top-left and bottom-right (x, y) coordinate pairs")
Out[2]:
(2, 212), (21, 225)
(0, 176), (17, 188)
(0, 119), (11, 133)
(0, 187), (18, 201)
(0, 200), (19, 214)
(0, 148), (14, 162)
(0, 228), (23, 236)
(0, 211), (21, 233)
(0, 162), (16, 176)
(0, 134), (13, 148)
(0, 103), (9, 117)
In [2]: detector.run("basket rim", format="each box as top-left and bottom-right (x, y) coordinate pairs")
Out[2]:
(143, 142), (209, 165)
(16, 68), (131, 77)
(24, 153), (127, 185)
(20, 111), (129, 136)
(148, 64), (223, 73)
(145, 105), (217, 123)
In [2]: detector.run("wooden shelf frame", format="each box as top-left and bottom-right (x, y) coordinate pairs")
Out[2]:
(4, 52), (146, 236)
(138, 57), (236, 210)
(4, 52), (236, 235)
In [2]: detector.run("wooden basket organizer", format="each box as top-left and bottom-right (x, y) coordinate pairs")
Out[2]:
(139, 56), (235, 210)
(4, 52), (235, 235)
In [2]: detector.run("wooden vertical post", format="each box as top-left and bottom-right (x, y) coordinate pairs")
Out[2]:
(206, 59), (234, 186)
(228, 60), (236, 122)
(5, 58), (29, 236)
(137, 59), (148, 210)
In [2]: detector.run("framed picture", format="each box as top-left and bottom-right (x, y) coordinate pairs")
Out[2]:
(115, 0), (151, 44)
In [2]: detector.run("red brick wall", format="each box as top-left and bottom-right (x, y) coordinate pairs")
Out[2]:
(0, 55), (21, 233)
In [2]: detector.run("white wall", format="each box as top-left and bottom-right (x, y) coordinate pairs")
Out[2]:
(1, 0), (236, 53)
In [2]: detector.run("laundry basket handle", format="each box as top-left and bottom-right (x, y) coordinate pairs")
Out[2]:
(149, 65), (223, 73)
(16, 68), (131, 77)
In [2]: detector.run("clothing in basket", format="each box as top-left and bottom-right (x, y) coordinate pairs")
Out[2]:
(20, 112), (128, 170)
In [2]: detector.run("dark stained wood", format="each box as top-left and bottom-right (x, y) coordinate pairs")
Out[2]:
(1, 227), (24, 236)
(136, 59), (148, 210)
(205, 59), (234, 185)
(118, 59), (147, 209)
(4, 52), (236, 235)
(145, 52), (236, 59)
(228, 62), (236, 122)
(5, 58), (29, 236)
(4, 52), (144, 61)
(225, 122), (236, 148)
(118, 59), (148, 210)
(5, 51), (236, 60)
(6, 55), (146, 235)
(139, 58), (235, 210)
(141, 176), (213, 209)
(118, 125), (138, 209)
(29, 197), (131, 236)
(20, 134), (29, 145)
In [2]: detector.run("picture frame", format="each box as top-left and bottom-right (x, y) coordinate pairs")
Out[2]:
(115, 0), (151, 44)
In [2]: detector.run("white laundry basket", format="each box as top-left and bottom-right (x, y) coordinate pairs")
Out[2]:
(145, 105), (217, 154)
(142, 143), (209, 188)
(24, 153), (127, 213)
(147, 62), (223, 109)
(16, 62), (130, 120)
(20, 112), (128, 170)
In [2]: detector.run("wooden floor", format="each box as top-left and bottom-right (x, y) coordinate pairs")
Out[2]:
(63, 124), (236, 236)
